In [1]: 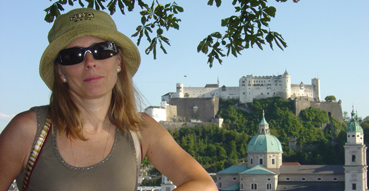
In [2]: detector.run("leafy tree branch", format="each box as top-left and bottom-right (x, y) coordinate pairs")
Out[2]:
(44, 0), (298, 67)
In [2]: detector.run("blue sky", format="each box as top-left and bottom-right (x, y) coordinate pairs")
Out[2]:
(1, 0), (368, 132)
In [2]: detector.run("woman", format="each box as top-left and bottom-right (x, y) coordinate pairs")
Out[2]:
(0, 8), (217, 191)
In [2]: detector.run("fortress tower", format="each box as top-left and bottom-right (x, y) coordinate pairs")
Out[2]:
(281, 70), (291, 99)
(176, 83), (184, 98)
(312, 78), (320, 101)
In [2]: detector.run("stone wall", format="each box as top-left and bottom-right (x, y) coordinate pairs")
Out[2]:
(294, 99), (343, 123)
(159, 121), (218, 131)
(169, 97), (219, 123)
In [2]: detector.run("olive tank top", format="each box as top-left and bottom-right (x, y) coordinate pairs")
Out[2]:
(16, 106), (139, 191)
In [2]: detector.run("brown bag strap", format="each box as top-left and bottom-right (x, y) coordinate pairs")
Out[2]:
(22, 116), (52, 191)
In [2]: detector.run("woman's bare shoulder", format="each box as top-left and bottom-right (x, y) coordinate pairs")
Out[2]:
(0, 110), (38, 186)
(1, 110), (38, 137)
(0, 110), (38, 164)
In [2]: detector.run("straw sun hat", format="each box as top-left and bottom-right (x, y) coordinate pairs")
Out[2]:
(40, 8), (141, 90)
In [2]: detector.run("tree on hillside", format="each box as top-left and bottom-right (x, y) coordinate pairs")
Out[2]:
(324, 95), (337, 102)
(44, 0), (299, 67)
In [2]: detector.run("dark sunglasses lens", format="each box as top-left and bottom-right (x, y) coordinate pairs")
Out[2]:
(57, 41), (117, 65)
(92, 42), (117, 60)
(59, 48), (84, 65)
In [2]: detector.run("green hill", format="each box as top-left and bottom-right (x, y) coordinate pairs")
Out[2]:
(168, 97), (347, 173)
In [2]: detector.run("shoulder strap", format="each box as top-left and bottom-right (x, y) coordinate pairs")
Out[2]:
(130, 130), (142, 179)
(130, 130), (141, 164)
(22, 115), (52, 191)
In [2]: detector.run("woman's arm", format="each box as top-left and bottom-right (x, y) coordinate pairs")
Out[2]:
(0, 110), (37, 191)
(140, 113), (218, 191)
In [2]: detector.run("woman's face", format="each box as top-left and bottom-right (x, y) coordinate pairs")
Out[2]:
(57, 36), (122, 100)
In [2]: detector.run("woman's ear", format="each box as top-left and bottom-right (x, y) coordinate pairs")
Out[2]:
(116, 52), (122, 72)
(57, 64), (67, 83)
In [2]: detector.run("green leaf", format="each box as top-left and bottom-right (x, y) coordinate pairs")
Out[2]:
(264, 6), (276, 17)
(215, 0), (222, 7)
(68, 0), (74, 6)
(207, 0), (214, 6)
(157, 28), (163, 35)
(141, 16), (147, 24)
(176, 6), (184, 12)
(78, 0), (85, 7)
(117, 0), (125, 14)
(256, 41), (263, 50)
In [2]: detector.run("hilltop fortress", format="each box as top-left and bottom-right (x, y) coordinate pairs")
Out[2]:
(146, 70), (343, 125)
(163, 70), (320, 103)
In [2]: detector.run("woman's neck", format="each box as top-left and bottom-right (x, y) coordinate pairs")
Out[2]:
(71, 92), (113, 133)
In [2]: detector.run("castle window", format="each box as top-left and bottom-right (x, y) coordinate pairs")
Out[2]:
(352, 155), (356, 162)
(251, 159), (253, 164)
(301, 178), (306, 181)
(260, 159), (263, 165)
(251, 184), (257, 190)
(267, 183), (272, 190)
(272, 159), (275, 165)
(352, 183), (357, 190)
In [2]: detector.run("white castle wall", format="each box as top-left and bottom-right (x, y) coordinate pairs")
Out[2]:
(145, 106), (166, 122)
(165, 71), (320, 104)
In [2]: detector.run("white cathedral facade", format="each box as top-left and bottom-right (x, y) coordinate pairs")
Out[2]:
(216, 109), (367, 191)
(163, 70), (320, 103)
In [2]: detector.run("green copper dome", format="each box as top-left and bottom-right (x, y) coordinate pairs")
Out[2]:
(259, 116), (268, 125)
(247, 134), (283, 153)
(347, 108), (364, 134)
(347, 119), (364, 134)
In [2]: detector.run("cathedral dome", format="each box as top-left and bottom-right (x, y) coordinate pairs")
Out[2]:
(347, 118), (364, 135)
(347, 109), (364, 134)
(247, 134), (283, 153)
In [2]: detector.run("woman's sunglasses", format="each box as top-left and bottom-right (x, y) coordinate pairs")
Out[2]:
(55, 41), (118, 66)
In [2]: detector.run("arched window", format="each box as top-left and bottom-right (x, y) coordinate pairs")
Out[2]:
(260, 158), (263, 165)
(251, 184), (258, 190)
(267, 183), (272, 190)
(352, 155), (356, 162)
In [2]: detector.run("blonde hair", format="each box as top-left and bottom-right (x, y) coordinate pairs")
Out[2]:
(50, 51), (142, 140)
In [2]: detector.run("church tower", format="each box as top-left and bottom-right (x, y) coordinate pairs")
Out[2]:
(344, 108), (368, 191)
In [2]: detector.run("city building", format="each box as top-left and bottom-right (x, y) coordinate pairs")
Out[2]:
(216, 109), (367, 191)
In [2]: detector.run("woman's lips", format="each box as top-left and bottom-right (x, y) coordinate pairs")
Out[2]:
(84, 75), (104, 83)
